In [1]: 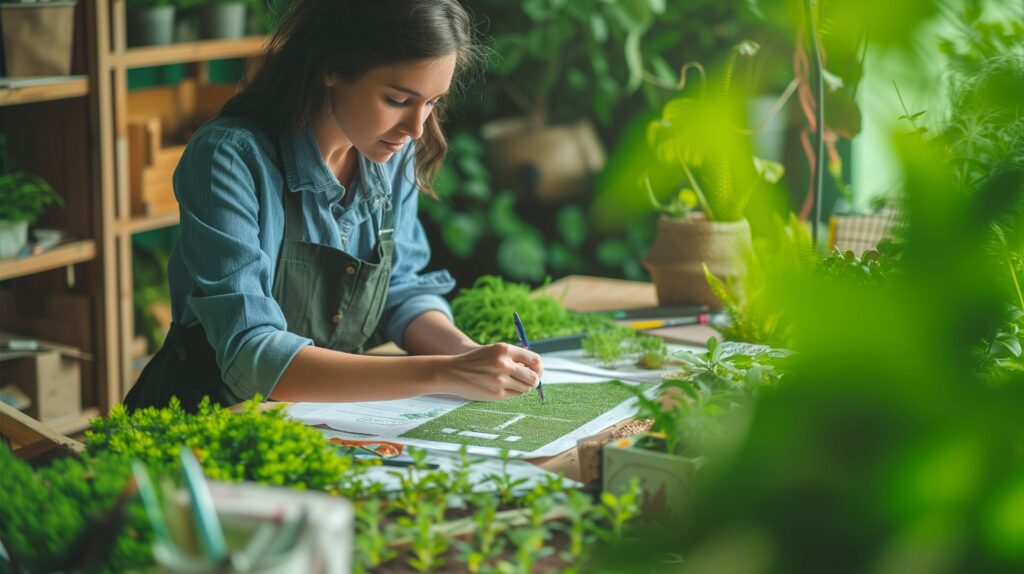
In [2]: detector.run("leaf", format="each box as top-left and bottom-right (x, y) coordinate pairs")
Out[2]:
(497, 235), (547, 282)
(589, 14), (608, 43)
(442, 214), (483, 259)
(557, 206), (587, 249)
(624, 30), (643, 93)
(596, 239), (630, 267)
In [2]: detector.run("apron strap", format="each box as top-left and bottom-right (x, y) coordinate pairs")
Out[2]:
(283, 185), (305, 242)
(378, 196), (394, 245)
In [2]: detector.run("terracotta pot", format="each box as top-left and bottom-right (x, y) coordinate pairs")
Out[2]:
(644, 214), (752, 307)
(480, 117), (604, 203)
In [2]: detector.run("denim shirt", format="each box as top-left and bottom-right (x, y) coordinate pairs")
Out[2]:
(167, 115), (456, 401)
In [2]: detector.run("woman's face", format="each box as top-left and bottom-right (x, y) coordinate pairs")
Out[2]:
(326, 54), (457, 163)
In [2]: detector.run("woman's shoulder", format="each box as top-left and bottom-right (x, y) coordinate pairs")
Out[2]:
(186, 116), (274, 159)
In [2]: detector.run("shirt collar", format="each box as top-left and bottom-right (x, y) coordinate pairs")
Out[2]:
(280, 127), (391, 206)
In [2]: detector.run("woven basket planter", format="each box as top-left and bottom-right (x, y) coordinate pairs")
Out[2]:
(643, 214), (752, 307)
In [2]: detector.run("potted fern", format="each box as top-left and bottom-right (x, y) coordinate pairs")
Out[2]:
(643, 42), (783, 307)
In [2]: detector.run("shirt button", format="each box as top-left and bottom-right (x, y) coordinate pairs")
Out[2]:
(346, 265), (356, 275)
(332, 313), (343, 324)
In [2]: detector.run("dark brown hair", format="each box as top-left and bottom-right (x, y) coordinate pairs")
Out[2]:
(221, 0), (483, 196)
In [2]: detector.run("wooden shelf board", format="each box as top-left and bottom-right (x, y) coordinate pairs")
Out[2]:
(0, 239), (97, 281)
(121, 212), (180, 235)
(47, 407), (101, 436)
(0, 77), (90, 107)
(116, 36), (266, 69)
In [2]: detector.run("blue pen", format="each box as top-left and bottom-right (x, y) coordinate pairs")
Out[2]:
(512, 312), (545, 403)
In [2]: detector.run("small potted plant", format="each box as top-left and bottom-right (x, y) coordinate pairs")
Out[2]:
(479, 0), (662, 203)
(201, 0), (247, 40)
(0, 137), (64, 259)
(126, 0), (176, 47)
(603, 338), (787, 523)
(643, 42), (785, 307)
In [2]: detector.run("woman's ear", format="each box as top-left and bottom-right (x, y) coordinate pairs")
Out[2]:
(324, 73), (338, 88)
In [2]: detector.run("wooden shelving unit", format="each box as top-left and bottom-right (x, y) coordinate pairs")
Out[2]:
(0, 0), (266, 436)
(121, 211), (181, 235)
(0, 240), (97, 281)
(0, 77), (90, 107)
(96, 0), (267, 403)
(115, 36), (266, 68)
(0, 0), (108, 436)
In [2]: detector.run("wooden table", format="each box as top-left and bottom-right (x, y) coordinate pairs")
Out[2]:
(346, 275), (719, 481)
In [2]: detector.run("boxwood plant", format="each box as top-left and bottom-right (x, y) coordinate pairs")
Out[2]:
(2, 395), (645, 573)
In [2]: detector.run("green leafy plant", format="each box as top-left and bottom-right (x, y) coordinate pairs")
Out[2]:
(86, 396), (353, 490)
(473, 0), (662, 127)
(451, 275), (611, 344)
(354, 498), (397, 572)
(596, 478), (642, 542)
(0, 136), (64, 224)
(581, 327), (668, 369)
(646, 42), (784, 222)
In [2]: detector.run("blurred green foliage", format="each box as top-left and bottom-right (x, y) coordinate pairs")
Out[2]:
(595, 2), (1024, 572)
(422, 131), (656, 283)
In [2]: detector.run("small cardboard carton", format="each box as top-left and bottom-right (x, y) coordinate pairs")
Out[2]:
(0, 334), (88, 424)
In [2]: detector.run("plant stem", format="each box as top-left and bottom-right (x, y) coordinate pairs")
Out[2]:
(1008, 255), (1024, 310)
(804, 0), (826, 242)
(679, 152), (714, 219)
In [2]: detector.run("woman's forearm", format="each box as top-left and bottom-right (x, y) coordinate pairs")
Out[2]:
(270, 345), (446, 402)
(401, 310), (478, 355)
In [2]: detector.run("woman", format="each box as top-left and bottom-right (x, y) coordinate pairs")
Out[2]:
(125, 0), (543, 412)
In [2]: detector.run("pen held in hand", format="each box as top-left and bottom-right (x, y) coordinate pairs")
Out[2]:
(512, 312), (545, 403)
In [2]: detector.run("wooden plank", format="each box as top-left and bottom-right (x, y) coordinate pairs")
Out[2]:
(533, 274), (659, 312)
(0, 240), (97, 281)
(116, 36), (266, 69)
(48, 407), (100, 437)
(0, 78), (89, 107)
(121, 211), (180, 235)
(1, 402), (86, 459)
(96, 0), (124, 411)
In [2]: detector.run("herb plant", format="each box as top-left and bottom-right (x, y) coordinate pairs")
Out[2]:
(451, 275), (611, 344)
(0, 136), (64, 224)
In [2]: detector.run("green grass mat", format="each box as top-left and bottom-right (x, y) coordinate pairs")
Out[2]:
(400, 381), (635, 451)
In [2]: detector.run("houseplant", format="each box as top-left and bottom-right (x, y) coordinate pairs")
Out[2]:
(126, 0), (176, 47)
(643, 41), (784, 307)
(469, 0), (662, 203)
(201, 0), (247, 39)
(0, 136), (64, 259)
(603, 338), (787, 524)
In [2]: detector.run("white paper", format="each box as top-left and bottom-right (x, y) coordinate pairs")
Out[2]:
(319, 436), (581, 493)
(287, 344), (692, 459)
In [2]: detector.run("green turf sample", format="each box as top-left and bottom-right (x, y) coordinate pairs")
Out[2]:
(400, 382), (636, 451)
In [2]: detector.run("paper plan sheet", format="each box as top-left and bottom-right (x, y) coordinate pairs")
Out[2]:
(287, 345), (694, 458)
(332, 445), (581, 494)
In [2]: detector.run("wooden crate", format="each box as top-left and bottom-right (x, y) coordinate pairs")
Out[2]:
(126, 79), (239, 216)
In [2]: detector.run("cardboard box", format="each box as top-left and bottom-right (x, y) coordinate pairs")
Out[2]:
(1, 350), (80, 424)
(0, 335), (87, 425)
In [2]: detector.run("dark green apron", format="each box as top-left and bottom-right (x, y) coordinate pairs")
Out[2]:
(124, 160), (394, 412)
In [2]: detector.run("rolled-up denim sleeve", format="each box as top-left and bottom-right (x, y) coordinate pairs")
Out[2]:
(175, 129), (311, 400)
(380, 145), (457, 348)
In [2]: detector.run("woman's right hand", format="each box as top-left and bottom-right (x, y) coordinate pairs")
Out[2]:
(438, 343), (544, 401)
